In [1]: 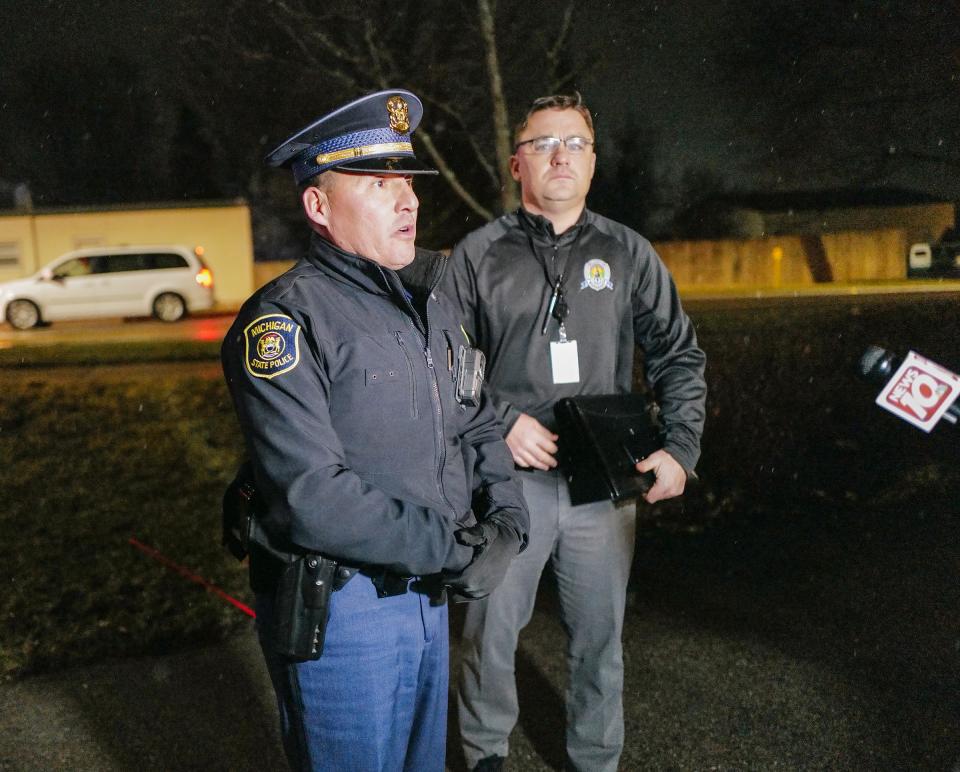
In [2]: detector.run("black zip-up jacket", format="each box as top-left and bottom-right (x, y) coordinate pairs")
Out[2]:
(442, 208), (707, 472)
(221, 233), (528, 580)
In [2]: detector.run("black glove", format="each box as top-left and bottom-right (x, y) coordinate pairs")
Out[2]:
(443, 517), (522, 603)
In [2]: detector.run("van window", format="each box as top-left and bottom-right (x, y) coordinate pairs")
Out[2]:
(54, 257), (95, 278)
(98, 253), (151, 273)
(151, 253), (190, 270)
(87, 252), (189, 273)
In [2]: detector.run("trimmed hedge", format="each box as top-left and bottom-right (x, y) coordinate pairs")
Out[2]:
(1, 293), (957, 679)
(659, 294), (960, 530)
(0, 371), (246, 679)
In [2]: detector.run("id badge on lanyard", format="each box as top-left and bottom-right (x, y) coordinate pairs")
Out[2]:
(550, 323), (580, 384)
(536, 231), (581, 385)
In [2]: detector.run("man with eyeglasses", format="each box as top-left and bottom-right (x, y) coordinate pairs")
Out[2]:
(442, 93), (706, 772)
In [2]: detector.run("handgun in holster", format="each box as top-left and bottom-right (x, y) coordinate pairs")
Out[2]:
(222, 461), (349, 661)
(272, 554), (338, 661)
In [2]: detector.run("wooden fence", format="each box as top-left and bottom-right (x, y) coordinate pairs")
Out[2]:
(656, 228), (908, 290)
(253, 227), (911, 294)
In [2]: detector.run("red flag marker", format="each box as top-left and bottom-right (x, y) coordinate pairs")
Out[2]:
(129, 536), (256, 618)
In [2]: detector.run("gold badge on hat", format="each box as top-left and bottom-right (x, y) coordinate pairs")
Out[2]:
(387, 96), (410, 133)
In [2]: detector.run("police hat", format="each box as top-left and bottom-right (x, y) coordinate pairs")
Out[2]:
(265, 89), (437, 184)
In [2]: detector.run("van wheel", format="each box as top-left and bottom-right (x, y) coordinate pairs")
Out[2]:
(153, 292), (186, 322)
(7, 299), (41, 330)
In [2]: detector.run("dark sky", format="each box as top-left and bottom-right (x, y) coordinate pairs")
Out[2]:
(580, 3), (736, 180)
(2, 0), (958, 216)
(1, 0), (730, 173)
(0, 1), (170, 63)
(580, 1), (959, 201)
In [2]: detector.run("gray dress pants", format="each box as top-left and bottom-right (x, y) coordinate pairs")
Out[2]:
(458, 469), (637, 771)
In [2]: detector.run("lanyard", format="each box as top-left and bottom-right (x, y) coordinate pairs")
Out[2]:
(526, 228), (582, 336)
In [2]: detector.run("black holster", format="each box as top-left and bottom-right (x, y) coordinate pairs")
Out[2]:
(222, 462), (257, 561)
(272, 554), (338, 661)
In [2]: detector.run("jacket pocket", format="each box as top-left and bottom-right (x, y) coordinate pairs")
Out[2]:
(394, 331), (419, 419)
(364, 367), (403, 386)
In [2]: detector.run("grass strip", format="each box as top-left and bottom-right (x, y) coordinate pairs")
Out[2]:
(0, 371), (246, 680)
(0, 339), (222, 368)
(1, 297), (957, 680)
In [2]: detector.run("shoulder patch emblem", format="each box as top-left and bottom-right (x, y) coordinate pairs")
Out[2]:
(244, 313), (301, 379)
(580, 259), (614, 292)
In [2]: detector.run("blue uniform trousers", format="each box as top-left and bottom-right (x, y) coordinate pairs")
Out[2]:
(257, 574), (449, 772)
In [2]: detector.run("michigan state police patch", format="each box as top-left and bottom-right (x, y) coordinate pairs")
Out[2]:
(244, 314), (301, 379)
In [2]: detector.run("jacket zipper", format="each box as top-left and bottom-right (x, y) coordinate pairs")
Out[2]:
(423, 325), (458, 520)
(395, 331), (419, 419)
(394, 280), (459, 520)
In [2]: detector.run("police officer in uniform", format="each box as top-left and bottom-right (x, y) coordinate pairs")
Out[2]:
(221, 90), (528, 772)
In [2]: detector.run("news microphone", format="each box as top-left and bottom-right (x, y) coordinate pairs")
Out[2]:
(857, 346), (902, 385)
(858, 345), (960, 429)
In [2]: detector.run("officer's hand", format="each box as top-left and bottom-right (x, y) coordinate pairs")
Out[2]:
(636, 449), (687, 504)
(506, 414), (558, 470)
(443, 518), (522, 603)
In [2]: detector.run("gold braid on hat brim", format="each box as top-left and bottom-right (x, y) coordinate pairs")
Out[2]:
(315, 141), (413, 166)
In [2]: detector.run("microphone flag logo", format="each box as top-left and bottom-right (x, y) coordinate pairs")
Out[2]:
(875, 351), (960, 432)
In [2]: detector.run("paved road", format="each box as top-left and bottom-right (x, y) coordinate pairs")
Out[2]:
(0, 313), (235, 349)
(3, 500), (958, 771)
(1, 281), (958, 350)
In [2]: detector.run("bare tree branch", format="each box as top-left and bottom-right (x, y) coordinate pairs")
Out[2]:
(477, 0), (519, 213)
(274, 0), (362, 67)
(356, 12), (500, 214)
(545, 1), (575, 91)
(175, 0), (584, 235)
(362, 17), (391, 88)
(418, 94), (500, 187)
(417, 127), (494, 221)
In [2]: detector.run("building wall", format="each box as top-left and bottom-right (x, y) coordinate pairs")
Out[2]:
(656, 227), (908, 290)
(0, 216), (36, 278)
(253, 260), (297, 290)
(0, 202), (255, 307)
(253, 226), (918, 297)
(761, 202), (954, 246)
(255, 228), (912, 297)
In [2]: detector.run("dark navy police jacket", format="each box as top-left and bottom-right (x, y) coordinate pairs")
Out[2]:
(221, 233), (528, 582)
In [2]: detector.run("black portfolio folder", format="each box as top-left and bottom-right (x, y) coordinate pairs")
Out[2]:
(554, 393), (662, 506)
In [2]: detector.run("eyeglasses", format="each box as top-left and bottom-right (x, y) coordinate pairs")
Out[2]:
(515, 136), (594, 155)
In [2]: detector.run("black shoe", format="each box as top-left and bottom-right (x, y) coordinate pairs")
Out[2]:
(471, 755), (505, 772)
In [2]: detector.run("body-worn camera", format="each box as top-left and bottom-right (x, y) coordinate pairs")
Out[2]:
(456, 346), (486, 406)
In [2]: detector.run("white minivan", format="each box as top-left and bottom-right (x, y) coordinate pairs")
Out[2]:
(0, 245), (215, 329)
